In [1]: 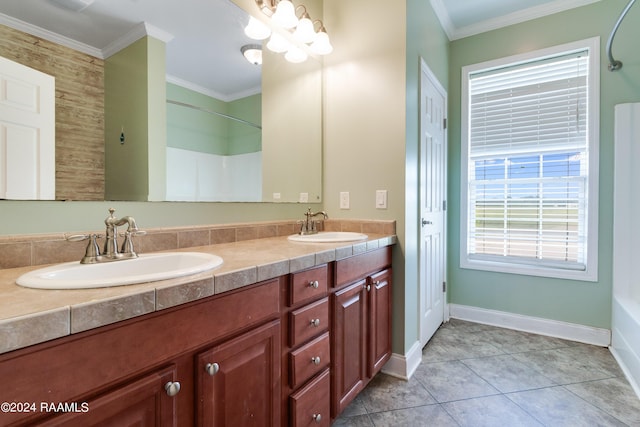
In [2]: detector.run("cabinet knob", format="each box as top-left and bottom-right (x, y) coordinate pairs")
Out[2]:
(312, 413), (322, 423)
(311, 356), (321, 365)
(309, 280), (319, 289)
(310, 318), (321, 327)
(205, 362), (220, 376)
(164, 381), (181, 397)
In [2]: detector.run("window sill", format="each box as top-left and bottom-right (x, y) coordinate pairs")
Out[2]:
(460, 257), (598, 282)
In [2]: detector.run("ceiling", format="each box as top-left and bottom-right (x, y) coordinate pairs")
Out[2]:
(0, 0), (601, 99)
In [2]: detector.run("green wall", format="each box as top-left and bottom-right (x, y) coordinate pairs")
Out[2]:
(448, 0), (640, 329)
(166, 83), (261, 156)
(104, 37), (150, 201)
(104, 36), (167, 201)
(404, 0), (449, 352)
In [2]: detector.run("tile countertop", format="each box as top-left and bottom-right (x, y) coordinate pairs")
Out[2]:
(0, 233), (396, 355)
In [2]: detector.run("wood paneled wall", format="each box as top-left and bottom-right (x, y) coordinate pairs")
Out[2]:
(0, 24), (104, 201)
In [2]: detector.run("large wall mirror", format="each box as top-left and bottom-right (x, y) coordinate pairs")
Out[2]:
(0, 0), (322, 203)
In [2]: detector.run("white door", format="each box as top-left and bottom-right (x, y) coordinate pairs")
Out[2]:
(0, 56), (55, 200)
(419, 59), (447, 347)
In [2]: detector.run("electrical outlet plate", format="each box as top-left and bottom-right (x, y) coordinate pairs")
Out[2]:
(299, 192), (309, 203)
(340, 192), (350, 209)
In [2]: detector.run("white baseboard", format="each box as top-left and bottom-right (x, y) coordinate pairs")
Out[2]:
(382, 340), (422, 380)
(449, 304), (611, 347)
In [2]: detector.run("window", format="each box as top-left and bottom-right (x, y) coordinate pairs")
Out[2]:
(460, 38), (599, 281)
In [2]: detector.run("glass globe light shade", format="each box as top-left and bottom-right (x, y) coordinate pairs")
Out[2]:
(244, 16), (271, 40)
(285, 46), (308, 63)
(272, 0), (298, 29)
(266, 33), (290, 53)
(310, 30), (333, 55)
(293, 16), (316, 44)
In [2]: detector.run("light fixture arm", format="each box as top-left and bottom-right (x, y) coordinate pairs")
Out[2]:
(295, 4), (309, 19)
(255, 0), (276, 16)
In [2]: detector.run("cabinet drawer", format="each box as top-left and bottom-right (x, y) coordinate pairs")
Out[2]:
(290, 369), (330, 427)
(289, 332), (330, 389)
(335, 247), (392, 288)
(290, 265), (328, 306)
(289, 297), (329, 347)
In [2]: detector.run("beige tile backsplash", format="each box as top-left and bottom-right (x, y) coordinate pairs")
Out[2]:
(0, 219), (395, 270)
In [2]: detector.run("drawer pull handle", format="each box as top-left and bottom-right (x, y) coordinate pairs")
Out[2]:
(310, 318), (321, 327)
(164, 381), (181, 397)
(312, 413), (322, 423)
(311, 356), (321, 365)
(205, 362), (220, 376)
(309, 280), (320, 289)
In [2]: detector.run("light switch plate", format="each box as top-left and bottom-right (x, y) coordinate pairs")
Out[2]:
(340, 192), (350, 209)
(376, 190), (387, 209)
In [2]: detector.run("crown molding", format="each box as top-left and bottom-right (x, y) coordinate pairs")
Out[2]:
(166, 75), (261, 103)
(0, 12), (102, 58)
(102, 22), (174, 58)
(432, 0), (602, 41)
(429, 0), (456, 41)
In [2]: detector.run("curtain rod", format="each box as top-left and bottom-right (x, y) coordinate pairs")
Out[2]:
(166, 99), (262, 130)
(606, 0), (636, 71)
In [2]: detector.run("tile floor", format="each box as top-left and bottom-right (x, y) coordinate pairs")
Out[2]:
(334, 319), (640, 426)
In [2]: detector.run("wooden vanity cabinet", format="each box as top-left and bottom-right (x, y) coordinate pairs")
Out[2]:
(0, 244), (394, 426)
(36, 365), (180, 427)
(331, 247), (392, 419)
(196, 320), (281, 427)
(0, 277), (283, 427)
(282, 265), (331, 427)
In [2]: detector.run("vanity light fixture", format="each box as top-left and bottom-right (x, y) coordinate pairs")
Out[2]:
(248, 0), (332, 63)
(241, 44), (263, 65)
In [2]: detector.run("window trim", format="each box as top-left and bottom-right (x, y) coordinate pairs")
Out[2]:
(460, 37), (600, 282)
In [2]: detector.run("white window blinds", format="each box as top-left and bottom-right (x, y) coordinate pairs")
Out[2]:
(466, 50), (590, 271)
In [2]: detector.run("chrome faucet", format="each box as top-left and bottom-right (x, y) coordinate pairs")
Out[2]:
(65, 208), (146, 264)
(299, 208), (328, 235)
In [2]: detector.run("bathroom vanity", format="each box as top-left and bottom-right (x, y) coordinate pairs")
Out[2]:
(0, 230), (394, 426)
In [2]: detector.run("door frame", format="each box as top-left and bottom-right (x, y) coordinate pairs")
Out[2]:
(418, 57), (449, 348)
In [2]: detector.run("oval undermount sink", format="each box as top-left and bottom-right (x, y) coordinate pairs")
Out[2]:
(16, 252), (223, 290)
(288, 231), (368, 243)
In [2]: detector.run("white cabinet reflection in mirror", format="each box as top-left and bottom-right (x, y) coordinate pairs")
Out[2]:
(167, 147), (262, 201)
(0, 56), (55, 200)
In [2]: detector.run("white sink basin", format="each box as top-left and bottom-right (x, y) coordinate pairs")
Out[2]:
(288, 231), (368, 243)
(16, 252), (223, 290)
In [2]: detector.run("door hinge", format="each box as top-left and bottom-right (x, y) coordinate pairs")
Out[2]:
(443, 118), (447, 129)
(443, 200), (447, 211)
(442, 281), (446, 292)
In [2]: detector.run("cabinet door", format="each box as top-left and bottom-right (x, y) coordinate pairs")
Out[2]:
(368, 268), (392, 377)
(196, 320), (280, 427)
(331, 279), (367, 417)
(39, 365), (179, 427)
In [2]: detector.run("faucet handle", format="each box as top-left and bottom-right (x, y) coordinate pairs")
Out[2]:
(119, 230), (147, 237)
(119, 230), (145, 257)
(64, 233), (103, 264)
(65, 233), (91, 242)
